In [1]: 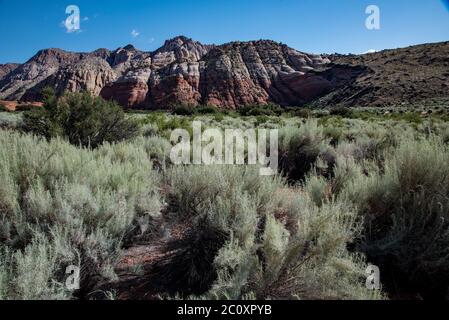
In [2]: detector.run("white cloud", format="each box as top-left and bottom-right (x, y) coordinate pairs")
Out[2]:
(363, 49), (377, 54)
(148, 37), (155, 43)
(83, 17), (89, 21)
(131, 29), (140, 38)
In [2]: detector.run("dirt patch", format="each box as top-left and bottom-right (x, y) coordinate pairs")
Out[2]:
(0, 100), (43, 111)
(91, 218), (227, 300)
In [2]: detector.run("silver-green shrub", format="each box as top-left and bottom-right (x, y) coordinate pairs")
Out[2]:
(0, 131), (162, 299)
(278, 120), (336, 181)
(166, 165), (381, 300)
(341, 136), (449, 297)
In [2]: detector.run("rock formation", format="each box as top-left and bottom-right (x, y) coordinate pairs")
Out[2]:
(0, 36), (448, 109)
(0, 63), (20, 81)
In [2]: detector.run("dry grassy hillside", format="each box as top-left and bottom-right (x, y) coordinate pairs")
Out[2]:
(313, 42), (449, 108)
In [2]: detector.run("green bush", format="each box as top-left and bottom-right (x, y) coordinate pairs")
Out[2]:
(341, 137), (449, 298)
(213, 113), (225, 122)
(323, 126), (343, 145)
(15, 105), (36, 112)
(196, 106), (220, 115)
(143, 113), (192, 138)
(160, 165), (381, 300)
(138, 135), (172, 169)
(172, 105), (195, 116)
(238, 104), (284, 117)
(0, 131), (162, 299)
(390, 112), (423, 124)
(0, 104), (8, 112)
(278, 120), (335, 182)
(9, 106), (449, 300)
(23, 89), (139, 148)
(291, 108), (312, 118)
(0, 113), (22, 130)
(0, 236), (69, 300)
(255, 115), (270, 126)
(330, 107), (353, 117)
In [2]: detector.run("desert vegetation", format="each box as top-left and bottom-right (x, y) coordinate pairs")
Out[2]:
(0, 92), (449, 300)
(23, 89), (139, 148)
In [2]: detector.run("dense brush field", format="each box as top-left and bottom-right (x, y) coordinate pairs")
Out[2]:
(1, 98), (449, 300)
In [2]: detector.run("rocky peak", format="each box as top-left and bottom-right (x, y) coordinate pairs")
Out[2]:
(90, 48), (112, 60)
(109, 45), (145, 68)
(0, 49), (85, 100)
(21, 56), (117, 102)
(160, 35), (193, 49)
(123, 44), (137, 51)
(153, 35), (212, 63)
(28, 48), (83, 66)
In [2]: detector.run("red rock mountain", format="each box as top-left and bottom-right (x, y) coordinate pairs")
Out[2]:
(0, 36), (448, 109)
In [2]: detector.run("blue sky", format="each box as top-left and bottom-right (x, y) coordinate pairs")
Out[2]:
(0, 0), (448, 63)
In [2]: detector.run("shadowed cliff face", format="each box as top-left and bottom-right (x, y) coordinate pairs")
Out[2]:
(0, 36), (447, 109)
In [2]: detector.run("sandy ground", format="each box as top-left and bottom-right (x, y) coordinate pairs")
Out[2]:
(0, 100), (43, 111)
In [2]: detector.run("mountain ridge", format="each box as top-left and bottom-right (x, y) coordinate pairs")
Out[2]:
(1, 37), (448, 109)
